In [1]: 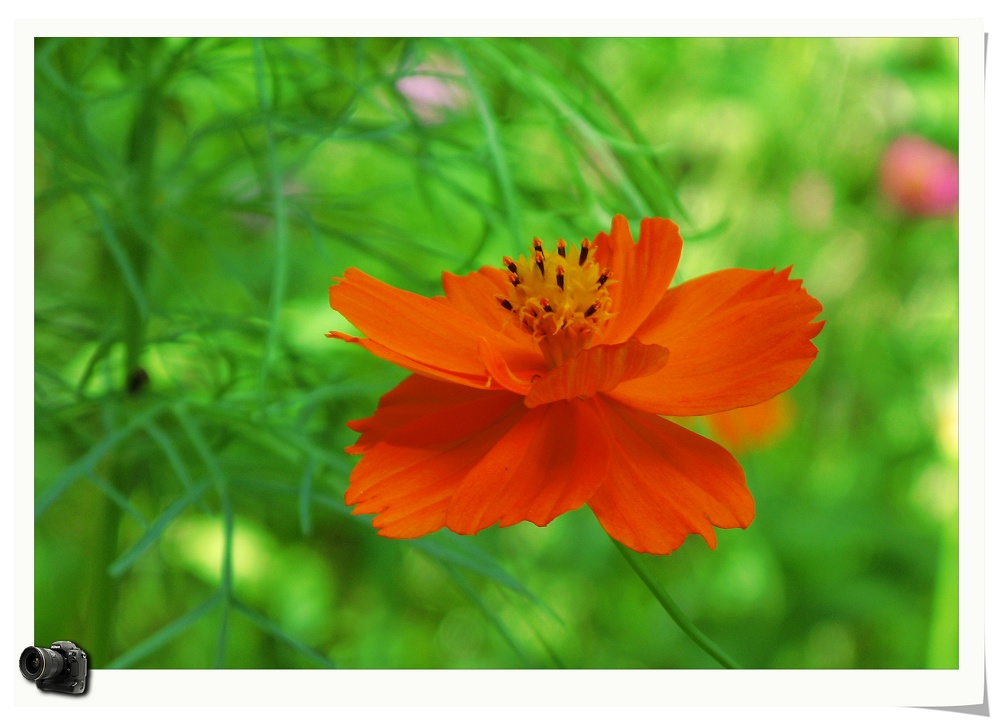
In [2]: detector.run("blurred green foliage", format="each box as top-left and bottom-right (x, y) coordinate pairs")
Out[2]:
(34, 36), (958, 669)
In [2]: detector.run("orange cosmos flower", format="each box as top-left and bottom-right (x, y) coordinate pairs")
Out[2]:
(327, 216), (824, 554)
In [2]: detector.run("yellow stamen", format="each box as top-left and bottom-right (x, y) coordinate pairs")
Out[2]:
(496, 237), (614, 367)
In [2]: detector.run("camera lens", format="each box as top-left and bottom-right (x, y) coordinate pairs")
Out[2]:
(19, 646), (65, 682)
(23, 650), (41, 675)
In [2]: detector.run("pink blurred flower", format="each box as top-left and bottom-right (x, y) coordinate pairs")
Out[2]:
(396, 60), (470, 125)
(879, 135), (958, 217)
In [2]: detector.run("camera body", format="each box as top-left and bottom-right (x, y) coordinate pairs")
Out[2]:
(19, 641), (88, 694)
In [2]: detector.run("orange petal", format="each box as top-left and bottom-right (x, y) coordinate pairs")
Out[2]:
(345, 375), (525, 538)
(346, 373), (505, 453)
(440, 267), (531, 346)
(593, 216), (683, 346)
(524, 339), (669, 408)
(446, 398), (611, 533)
(587, 398), (753, 555)
(329, 268), (544, 390)
(592, 213), (634, 270)
(477, 338), (536, 395)
(439, 268), (548, 379)
(609, 267), (824, 416)
(328, 330), (490, 389)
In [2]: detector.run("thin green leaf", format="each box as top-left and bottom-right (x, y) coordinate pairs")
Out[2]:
(77, 191), (150, 322)
(85, 474), (149, 527)
(142, 421), (197, 493)
(266, 426), (352, 475)
(252, 38), (290, 393)
(451, 43), (522, 246)
(108, 480), (212, 577)
(171, 403), (234, 665)
(508, 39), (689, 221)
(410, 537), (557, 619)
(614, 540), (742, 669)
(518, 607), (568, 669)
(440, 561), (537, 667)
(531, 80), (649, 218)
(35, 403), (168, 517)
(172, 404), (227, 493)
(214, 499), (234, 668)
(232, 600), (338, 669)
(189, 403), (351, 476)
(74, 336), (118, 394)
(298, 458), (317, 536)
(105, 595), (220, 669)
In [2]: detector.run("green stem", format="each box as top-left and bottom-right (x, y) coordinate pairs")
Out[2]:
(252, 38), (290, 394)
(924, 507), (959, 668)
(121, 49), (159, 386)
(450, 42), (523, 247)
(88, 491), (124, 665)
(175, 404), (234, 667)
(613, 540), (742, 669)
(94, 38), (169, 665)
(214, 500), (234, 668)
(121, 38), (197, 385)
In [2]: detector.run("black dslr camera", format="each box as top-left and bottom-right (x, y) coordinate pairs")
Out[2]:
(19, 641), (88, 694)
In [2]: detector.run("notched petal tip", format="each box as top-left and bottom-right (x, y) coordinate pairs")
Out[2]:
(587, 400), (754, 555)
(610, 213), (632, 237)
(341, 375), (526, 539)
(615, 266), (825, 415)
(597, 215), (684, 346)
(638, 216), (681, 243)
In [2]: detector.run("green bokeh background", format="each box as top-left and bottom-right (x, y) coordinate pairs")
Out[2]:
(34, 37), (958, 669)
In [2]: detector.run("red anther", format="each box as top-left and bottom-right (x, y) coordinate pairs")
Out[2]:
(503, 256), (518, 274)
(556, 266), (565, 291)
(579, 239), (590, 265)
(584, 299), (601, 317)
(534, 251), (545, 276)
(557, 240), (567, 257)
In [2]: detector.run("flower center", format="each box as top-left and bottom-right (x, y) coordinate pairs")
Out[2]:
(496, 237), (614, 367)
